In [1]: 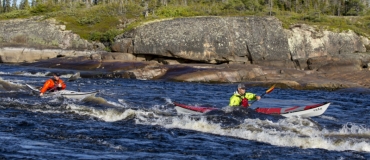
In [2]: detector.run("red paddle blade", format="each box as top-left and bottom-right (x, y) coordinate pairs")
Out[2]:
(265, 84), (275, 94)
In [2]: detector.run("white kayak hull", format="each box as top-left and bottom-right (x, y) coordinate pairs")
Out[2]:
(175, 106), (205, 115)
(280, 103), (330, 118)
(26, 84), (98, 100)
(52, 90), (98, 100)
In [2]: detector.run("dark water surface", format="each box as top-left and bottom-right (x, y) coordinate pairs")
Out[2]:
(0, 64), (369, 159)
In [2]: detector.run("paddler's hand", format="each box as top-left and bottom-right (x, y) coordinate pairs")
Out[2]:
(40, 93), (44, 96)
(58, 83), (62, 87)
(256, 96), (261, 101)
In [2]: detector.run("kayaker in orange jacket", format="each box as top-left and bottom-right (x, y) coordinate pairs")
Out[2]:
(40, 73), (66, 96)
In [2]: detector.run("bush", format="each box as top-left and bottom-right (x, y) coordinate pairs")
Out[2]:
(301, 12), (325, 22)
(156, 6), (196, 17)
(0, 10), (30, 19)
(30, 4), (61, 15)
(88, 31), (102, 42)
(125, 3), (144, 18)
(30, 4), (49, 14)
(77, 16), (101, 25)
(88, 29), (121, 44)
(101, 29), (121, 43)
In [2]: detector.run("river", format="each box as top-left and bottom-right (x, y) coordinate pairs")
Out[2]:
(0, 64), (369, 159)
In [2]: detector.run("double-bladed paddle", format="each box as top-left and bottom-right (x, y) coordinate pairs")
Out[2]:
(250, 84), (276, 106)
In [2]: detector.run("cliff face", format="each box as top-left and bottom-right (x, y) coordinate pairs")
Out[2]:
(118, 16), (290, 64)
(0, 17), (104, 50)
(0, 17), (104, 63)
(287, 24), (368, 59)
(115, 16), (370, 69)
(286, 24), (370, 69)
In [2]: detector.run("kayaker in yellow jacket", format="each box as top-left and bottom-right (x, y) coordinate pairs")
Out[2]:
(229, 83), (261, 107)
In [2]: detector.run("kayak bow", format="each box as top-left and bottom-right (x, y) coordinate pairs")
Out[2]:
(255, 102), (330, 118)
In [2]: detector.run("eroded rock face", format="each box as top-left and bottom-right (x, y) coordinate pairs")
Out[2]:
(287, 24), (367, 59)
(119, 17), (290, 64)
(0, 17), (105, 63)
(116, 17), (370, 70)
(0, 17), (104, 50)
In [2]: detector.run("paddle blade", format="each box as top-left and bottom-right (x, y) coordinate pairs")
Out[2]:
(265, 84), (275, 94)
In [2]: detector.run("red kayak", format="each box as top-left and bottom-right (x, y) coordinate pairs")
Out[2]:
(174, 102), (330, 118)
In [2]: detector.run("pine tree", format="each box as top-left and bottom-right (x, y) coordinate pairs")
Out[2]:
(12, 0), (17, 10)
(0, 0), (3, 13)
(4, 0), (11, 12)
(20, 0), (30, 9)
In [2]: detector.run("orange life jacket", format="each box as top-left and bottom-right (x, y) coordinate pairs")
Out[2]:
(40, 78), (66, 93)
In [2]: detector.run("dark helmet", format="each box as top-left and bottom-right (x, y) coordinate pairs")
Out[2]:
(53, 73), (61, 77)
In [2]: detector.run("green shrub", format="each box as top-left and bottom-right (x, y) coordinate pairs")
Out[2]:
(77, 16), (101, 25)
(88, 29), (121, 44)
(30, 4), (49, 14)
(0, 10), (30, 19)
(157, 8), (180, 17)
(88, 31), (102, 41)
(101, 29), (121, 43)
(125, 3), (144, 18)
(30, 4), (61, 15)
(302, 12), (324, 22)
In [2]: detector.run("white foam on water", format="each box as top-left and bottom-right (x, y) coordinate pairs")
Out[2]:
(95, 89), (117, 97)
(31, 108), (65, 114)
(0, 77), (26, 87)
(118, 99), (126, 105)
(64, 103), (137, 122)
(10, 71), (75, 78)
(320, 115), (337, 121)
(0, 71), (11, 75)
(20, 71), (51, 77)
(59, 73), (75, 78)
(151, 104), (168, 110)
(337, 123), (370, 134)
(2, 97), (33, 105)
(132, 110), (370, 152)
(0, 71), (51, 77)
(164, 97), (173, 104)
(106, 100), (128, 108)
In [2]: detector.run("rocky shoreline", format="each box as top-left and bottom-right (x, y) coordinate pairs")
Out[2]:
(20, 52), (370, 91)
(2, 16), (370, 90)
